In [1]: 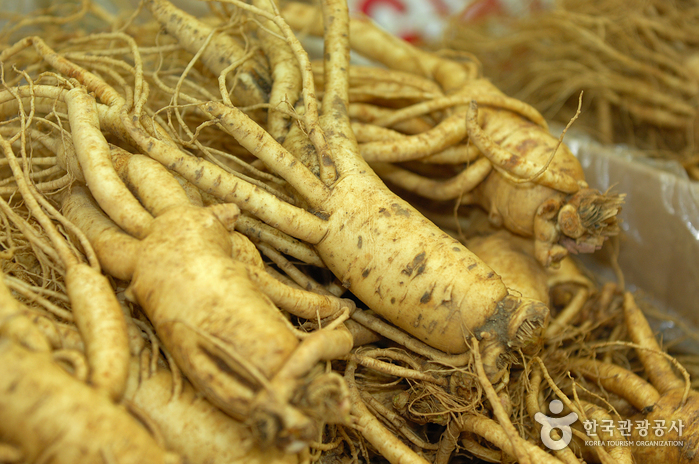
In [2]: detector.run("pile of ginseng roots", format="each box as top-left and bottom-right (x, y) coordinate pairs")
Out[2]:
(0, 1), (696, 464)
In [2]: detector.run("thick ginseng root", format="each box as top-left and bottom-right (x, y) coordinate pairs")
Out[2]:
(0, 339), (182, 464)
(467, 104), (624, 267)
(313, 174), (548, 379)
(467, 230), (550, 306)
(65, 182), (352, 450)
(124, 352), (298, 464)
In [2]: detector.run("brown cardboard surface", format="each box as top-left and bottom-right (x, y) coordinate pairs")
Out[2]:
(571, 137), (699, 324)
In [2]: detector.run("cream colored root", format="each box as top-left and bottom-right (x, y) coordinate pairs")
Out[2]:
(467, 230), (550, 305)
(348, 352), (447, 386)
(252, 0), (302, 142)
(351, 122), (403, 143)
(350, 308), (470, 367)
(65, 87), (153, 238)
(459, 414), (566, 464)
(120, 110), (330, 244)
(52, 348), (89, 383)
(3, 279), (74, 323)
(0, 268), (51, 352)
(623, 292), (685, 393)
(472, 337), (532, 464)
(344, 360), (431, 464)
(2, 131), (129, 401)
(266, 324), (354, 401)
(349, 103), (434, 134)
(346, 83), (439, 102)
(65, 263), (130, 400)
(545, 257), (595, 290)
(171, 172), (204, 206)
(467, 101), (579, 193)
(0, 165), (62, 185)
(312, 61), (444, 96)
(248, 325), (354, 449)
(352, 121), (482, 164)
(245, 265), (353, 320)
(110, 147), (192, 216)
(314, 0), (359, 179)
(235, 215), (324, 267)
(371, 157), (492, 200)
(255, 242), (328, 293)
(124, 353), (297, 464)
(358, 390), (439, 451)
(62, 186), (139, 281)
(360, 111), (469, 163)
(217, 0), (337, 185)
(349, 103), (434, 135)
(0, 175), (71, 197)
(545, 287), (589, 339)
(203, 99), (330, 206)
(570, 358), (660, 411)
(373, 83), (547, 130)
(579, 400), (634, 464)
(526, 365), (581, 464)
(345, 319), (381, 346)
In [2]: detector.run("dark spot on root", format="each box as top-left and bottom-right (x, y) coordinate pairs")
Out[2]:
(468, 263), (477, 270)
(426, 319), (438, 334)
(452, 247), (461, 252)
(402, 252), (426, 276)
(420, 291), (432, 304)
(322, 155), (334, 166)
(378, 207), (391, 217)
(357, 236), (362, 248)
(504, 154), (521, 170)
(7, 380), (19, 393)
(416, 263), (426, 276)
(362, 268), (370, 278)
(486, 272), (495, 279)
(391, 297), (396, 304)
(413, 313), (423, 328)
(391, 202), (410, 217)
(201, 347), (258, 391)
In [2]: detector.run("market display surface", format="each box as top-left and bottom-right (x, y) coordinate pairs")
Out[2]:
(0, 0), (696, 463)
